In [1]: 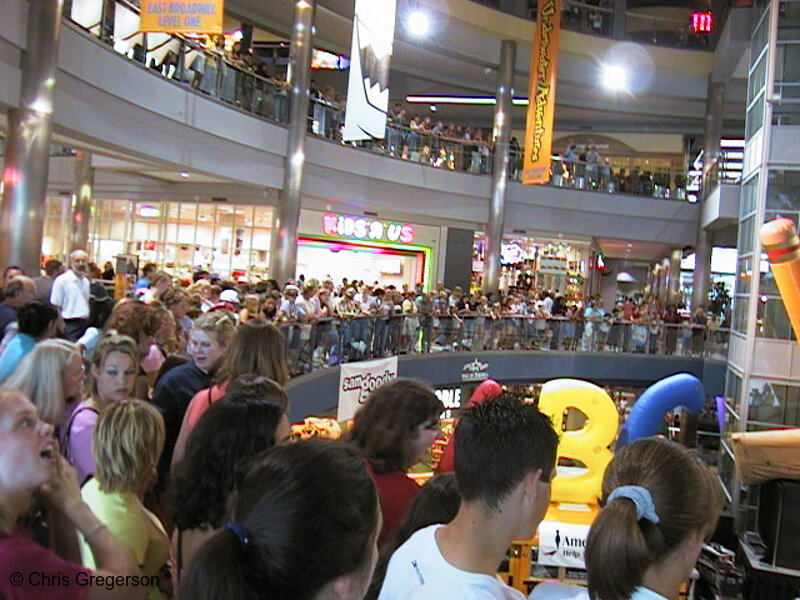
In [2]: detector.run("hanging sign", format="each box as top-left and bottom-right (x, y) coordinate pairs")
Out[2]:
(342, 0), (397, 141)
(338, 356), (399, 420)
(139, 0), (223, 34)
(522, 0), (563, 185)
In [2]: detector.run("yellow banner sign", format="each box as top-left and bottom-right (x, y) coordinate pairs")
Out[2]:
(139, 0), (223, 34)
(522, 0), (563, 185)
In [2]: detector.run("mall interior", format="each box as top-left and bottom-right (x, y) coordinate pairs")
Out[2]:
(2, 0), (800, 597)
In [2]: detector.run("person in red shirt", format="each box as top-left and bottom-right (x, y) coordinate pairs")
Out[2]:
(347, 379), (443, 547)
(435, 378), (503, 474)
(0, 389), (141, 600)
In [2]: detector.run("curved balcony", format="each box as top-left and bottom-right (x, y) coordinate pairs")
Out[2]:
(280, 314), (728, 420)
(469, 0), (713, 50)
(60, 7), (695, 202)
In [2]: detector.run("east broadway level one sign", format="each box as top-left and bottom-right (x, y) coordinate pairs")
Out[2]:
(140, 0), (223, 33)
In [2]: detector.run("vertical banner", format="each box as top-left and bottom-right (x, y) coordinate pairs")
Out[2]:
(522, 0), (563, 184)
(338, 356), (398, 420)
(342, 0), (397, 142)
(139, 0), (223, 34)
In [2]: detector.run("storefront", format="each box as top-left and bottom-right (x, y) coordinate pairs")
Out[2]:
(42, 198), (439, 287)
(471, 232), (591, 298)
(296, 210), (439, 290)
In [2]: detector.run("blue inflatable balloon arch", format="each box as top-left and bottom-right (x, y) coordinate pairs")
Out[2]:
(616, 373), (706, 449)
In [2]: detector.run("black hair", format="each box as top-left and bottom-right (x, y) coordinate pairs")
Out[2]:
(17, 301), (59, 338)
(179, 440), (379, 600)
(153, 354), (190, 388)
(366, 473), (461, 600)
(455, 396), (558, 509)
(44, 260), (63, 277)
(170, 379), (287, 531)
(346, 379), (443, 473)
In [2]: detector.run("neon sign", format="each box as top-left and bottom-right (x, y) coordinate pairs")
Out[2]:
(322, 213), (415, 244)
(691, 12), (713, 33)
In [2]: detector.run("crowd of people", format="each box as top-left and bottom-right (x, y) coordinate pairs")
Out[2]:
(0, 300), (725, 600)
(0, 255), (727, 393)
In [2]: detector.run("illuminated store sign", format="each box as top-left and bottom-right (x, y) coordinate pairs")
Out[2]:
(691, 12), (713, 33)
(322, 213), (415, 244)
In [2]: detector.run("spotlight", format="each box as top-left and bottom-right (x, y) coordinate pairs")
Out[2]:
(180, 171), (190, 179)
(407, 11), (430, 37)
(602, 65), (627, 91)
(232, 30), (244, 41)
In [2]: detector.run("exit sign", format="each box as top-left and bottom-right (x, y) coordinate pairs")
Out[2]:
(691, 11), (713, 33)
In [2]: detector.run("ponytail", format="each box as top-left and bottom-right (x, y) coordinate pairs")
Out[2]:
(179, 527), (263, 600)
(585, 498), (657, 600)
(585, 438), (723, 600)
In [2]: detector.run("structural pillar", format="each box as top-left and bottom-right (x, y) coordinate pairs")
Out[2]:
(667, 249), (682, 306)
(71, 151), (93, 252)
(0, 0), (63, 276)
(268, 0), (315, 285)
(692, 81), (725, 310)
(613, 0), (627, 39)
(482, 40), (516, 297)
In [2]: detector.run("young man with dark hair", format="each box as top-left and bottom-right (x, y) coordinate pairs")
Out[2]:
(379, 396), (559, 599)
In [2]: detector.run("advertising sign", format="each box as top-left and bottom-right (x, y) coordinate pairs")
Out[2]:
(342, 0), (397, 141)
(338, 356), (398, 420)
(139, 0), (223, 34)
(522, 0), (563, 184)
(537, 520), (590, 568)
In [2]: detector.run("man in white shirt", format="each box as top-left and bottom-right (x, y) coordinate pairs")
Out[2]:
(50, 249), (91, 341)
(379, 397), (559, 600)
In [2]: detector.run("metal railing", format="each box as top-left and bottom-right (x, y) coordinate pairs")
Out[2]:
(65, 7), (691, 202)
(273, 314), (728, 375)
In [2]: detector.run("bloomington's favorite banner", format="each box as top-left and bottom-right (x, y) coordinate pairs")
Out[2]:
(522, 0), (563, 184)
(139, 0), (223, 34)
(342, 0), (397, 142)
(338, 356), (398, 421)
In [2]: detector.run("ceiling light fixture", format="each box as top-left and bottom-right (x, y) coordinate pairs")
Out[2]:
(407, 11), (430, 37)
(602, 65), (627, 91)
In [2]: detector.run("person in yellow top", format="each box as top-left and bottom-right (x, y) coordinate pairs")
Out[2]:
(79, 400), (171, 600)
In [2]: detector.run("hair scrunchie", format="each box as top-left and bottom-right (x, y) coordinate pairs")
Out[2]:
(606, 485), (660, 524)
(226, 521), (250, 548)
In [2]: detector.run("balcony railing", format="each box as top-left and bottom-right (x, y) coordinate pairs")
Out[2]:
(275, 314), (728, 376)
(469, 0), (712, 50)
(65, 9), (691, 201)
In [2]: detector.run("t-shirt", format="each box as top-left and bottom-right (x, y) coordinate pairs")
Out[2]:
(171, 381), (229, 469)
(368, 461), (420, 548)
(0, 332), (35, 383)
(152, 361), (210, 488)
(63, 402), (100, 486)
(528, 582), (590, 599)
(378, 525), (524, 600)
(50, 270), (90, 319)
(80, 478), (169, 600)
(0, 529), (89, 600)
(630, 588), (668, 600)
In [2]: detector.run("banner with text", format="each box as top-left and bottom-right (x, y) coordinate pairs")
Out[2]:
(342, 0), (397, 141)
(140, 0), (223, 34)
(338, 356), (398, 420)
(537, 520), (590, 569)
(522, 0), (562, 184)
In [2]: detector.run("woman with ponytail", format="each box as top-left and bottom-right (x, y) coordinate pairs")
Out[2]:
(178, 440), (380, 600)
(584, 438), (724, 600)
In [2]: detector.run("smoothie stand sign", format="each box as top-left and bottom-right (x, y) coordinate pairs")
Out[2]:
(140, 0), (223, 33)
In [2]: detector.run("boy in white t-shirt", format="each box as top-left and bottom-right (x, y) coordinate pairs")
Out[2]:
(378, 397), (559, 600)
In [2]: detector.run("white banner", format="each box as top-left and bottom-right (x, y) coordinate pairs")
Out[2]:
(537, 520), (590, 569)
(338, 356), (399, 421)
(342, 0), (396, 141)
